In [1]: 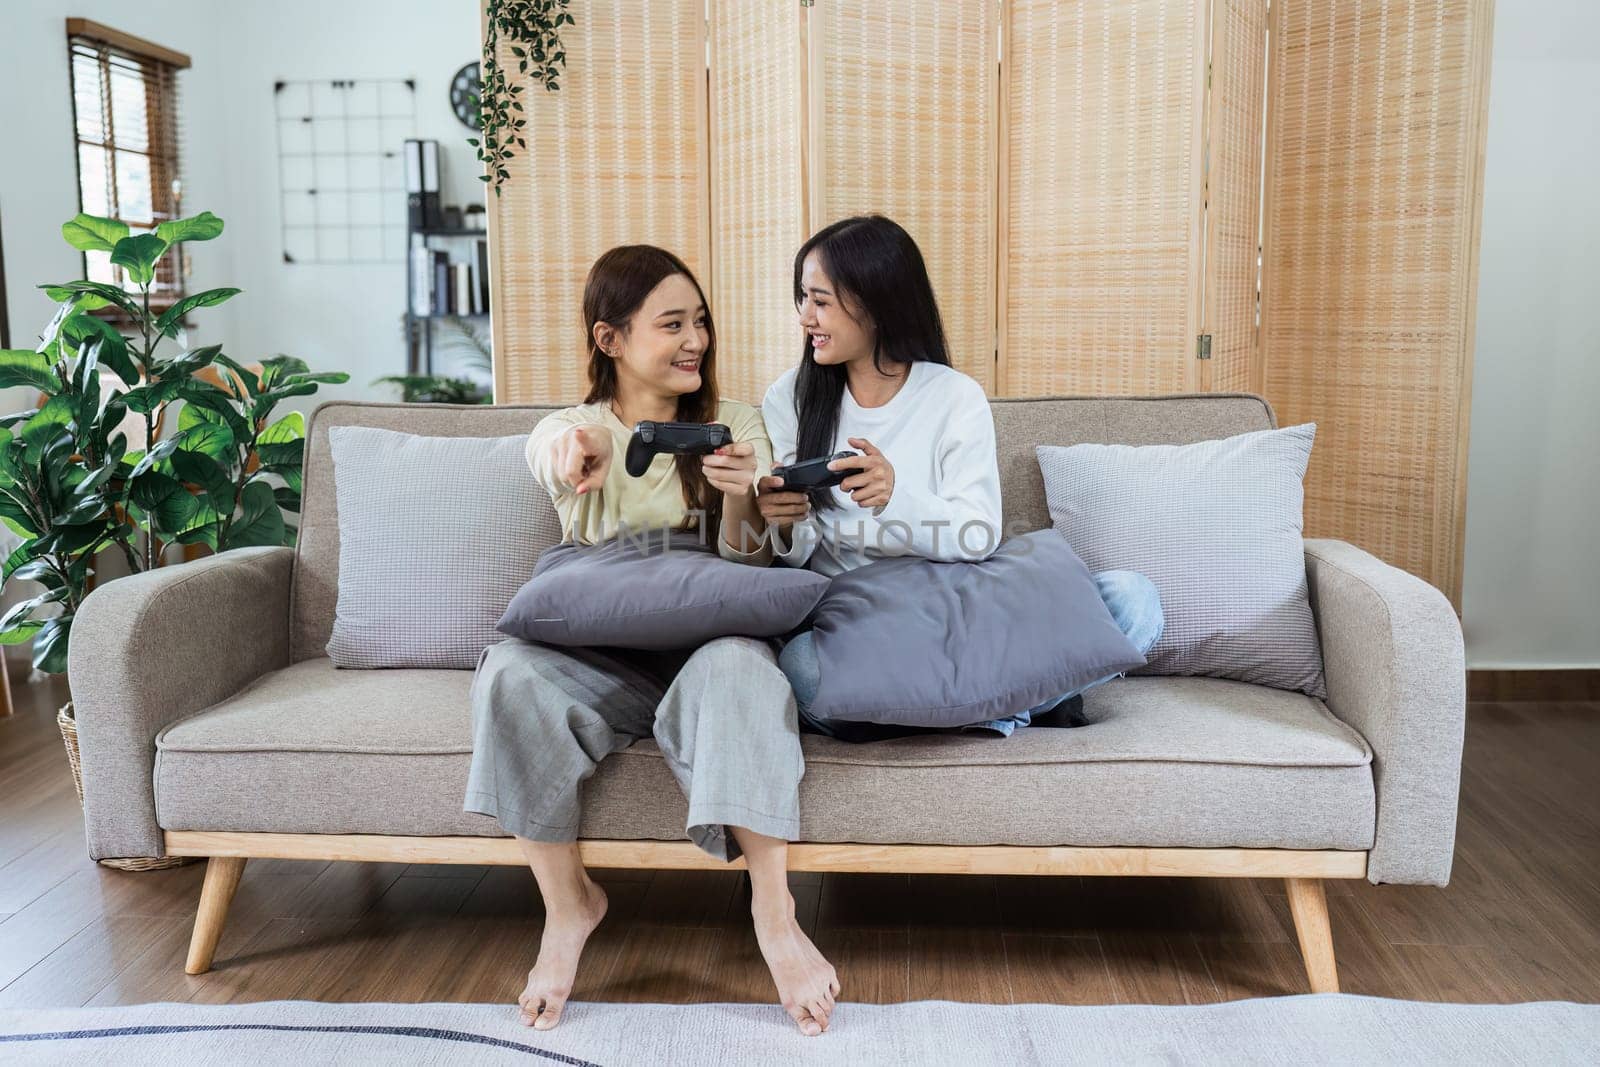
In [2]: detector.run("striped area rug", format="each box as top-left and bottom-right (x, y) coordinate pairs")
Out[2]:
(2, 995), (1597, 1065)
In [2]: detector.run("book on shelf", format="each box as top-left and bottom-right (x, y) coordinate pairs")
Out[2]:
(451, 263), (472, 317)
(410, 236), (493, 318)
(409, 244), (432, 317)
(476, 238), (490, 314)
(432, 251), (450, 315)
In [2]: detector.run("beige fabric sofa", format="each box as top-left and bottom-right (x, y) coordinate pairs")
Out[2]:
(68, 394), (1466, 993)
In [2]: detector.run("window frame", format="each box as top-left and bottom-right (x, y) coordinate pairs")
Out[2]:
(65, 18), (192, 320)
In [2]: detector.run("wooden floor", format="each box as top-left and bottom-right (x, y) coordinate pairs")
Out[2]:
(1, 672), (1595, 1009)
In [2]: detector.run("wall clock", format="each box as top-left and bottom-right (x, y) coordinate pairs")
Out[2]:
(450, 62), (481, 130)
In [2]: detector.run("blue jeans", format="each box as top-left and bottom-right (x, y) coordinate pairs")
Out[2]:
(780, 570), (1165, 740)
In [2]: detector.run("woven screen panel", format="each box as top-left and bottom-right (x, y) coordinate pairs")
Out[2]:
(1260, 0), (1492, 604)
(1001, 0), (1206, 398)
(708, 0), (805, 406)
(1203, 0), (1269, 393)
(809, 1), (999, 393)
(487, 0), (710, 405)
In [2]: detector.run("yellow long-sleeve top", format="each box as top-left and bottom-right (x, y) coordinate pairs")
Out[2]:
(525, 399), (774, 565)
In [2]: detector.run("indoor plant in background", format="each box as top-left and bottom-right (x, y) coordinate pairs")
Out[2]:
(0, 210), (348, 868)
(377, 313), (493, 403)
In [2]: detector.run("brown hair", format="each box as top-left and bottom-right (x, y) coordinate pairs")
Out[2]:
(581, 245), (721, 530)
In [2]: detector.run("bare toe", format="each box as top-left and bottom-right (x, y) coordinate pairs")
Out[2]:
(786, 1002), (822, 1036)
(534, 997), (566, 1031)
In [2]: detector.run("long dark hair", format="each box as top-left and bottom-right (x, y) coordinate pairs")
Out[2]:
(792, 215), (950, 510)
(582, 245), (720, 530)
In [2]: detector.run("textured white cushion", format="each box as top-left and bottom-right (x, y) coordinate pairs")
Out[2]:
(326, 426), (561, 668)
(1036, 424), (1326, 696)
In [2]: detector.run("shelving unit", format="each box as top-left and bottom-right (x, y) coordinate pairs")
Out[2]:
(404, 225), (490, 376)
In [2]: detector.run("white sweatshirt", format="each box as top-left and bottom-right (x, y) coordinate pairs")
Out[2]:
(760, 360), (1003, 577)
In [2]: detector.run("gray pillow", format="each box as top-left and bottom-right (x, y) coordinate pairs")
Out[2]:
(499, 530), (830, 650)
(1036, 423), (1326, 696)
(806, 530), (1146, 727)
(326, 426), (560, 668)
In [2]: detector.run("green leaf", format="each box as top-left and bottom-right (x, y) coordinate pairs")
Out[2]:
(2, 538), (38, 583)
(261, 463), (302, 495)
(155, 288), (242, 337)
(178, 421), (234, 461)
(0, 493), (37, 538)
(0, 590), (63, 632)
(51, 493), (106, 526)
(149, 486), (202, 535)
(61, 213), (129, 253)
(0, 350), (63, 392)
(0, 619), (45, 646)
(155, 211), (224, 245)
(257, 411), (304, 445)
(257, 355), (309, 390)
(121, 376), (185, 414)
(128, 435), (184, 478)
(40, 280), (142, 318)
(20, 397), (76, 465)
(129, 469), (181, 509)
(32, 614), (72, 674)
(41, 520), (112, 557)
(170, 449), (233, 505)
(224, 478), (284, 549)
(210, 353), (260, 397)
(164, 344), (223, 375)
(109, 233), (170, 287)
(175, 380), (249, 443)
(11, 558), (66, 588)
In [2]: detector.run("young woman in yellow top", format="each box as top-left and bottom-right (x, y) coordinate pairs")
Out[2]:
(464, 245), (839, 1037)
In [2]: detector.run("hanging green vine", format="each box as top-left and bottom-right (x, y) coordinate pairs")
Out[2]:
(473, 0), (573, 195)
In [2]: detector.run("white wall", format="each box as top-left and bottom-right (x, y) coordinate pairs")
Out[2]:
(1460, 0), (1600, 669)
(212, 0), (485, 413)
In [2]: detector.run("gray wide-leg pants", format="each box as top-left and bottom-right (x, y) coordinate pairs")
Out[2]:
(463, 635), (803, 862)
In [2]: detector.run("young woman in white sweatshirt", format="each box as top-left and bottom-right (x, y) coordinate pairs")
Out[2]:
(757, 215), (1165, 739)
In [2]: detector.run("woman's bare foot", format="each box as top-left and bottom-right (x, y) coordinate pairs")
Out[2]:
(753, 905), (841, 1036)
(518, 879), (609, 1030)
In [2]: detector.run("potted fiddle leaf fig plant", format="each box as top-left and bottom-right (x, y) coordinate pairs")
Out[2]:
(0, 211), (348, 868)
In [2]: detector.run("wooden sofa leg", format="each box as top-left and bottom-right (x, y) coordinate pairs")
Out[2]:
(185, 856), (247, 975)
(1285, 877), (1339, 993)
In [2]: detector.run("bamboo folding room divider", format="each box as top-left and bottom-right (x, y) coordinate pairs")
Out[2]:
(483, 0), (1493, 603)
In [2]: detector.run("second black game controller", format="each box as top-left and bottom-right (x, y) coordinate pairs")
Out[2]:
(770, 450), (860, 491)
(625, 420), (734, 476)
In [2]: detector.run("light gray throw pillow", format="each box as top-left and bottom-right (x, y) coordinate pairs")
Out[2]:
(1036, 423), (1326, 697)
(498, 530), (830, 650)
(807, 530), (1147, 727)
(326, 425), (560, 668)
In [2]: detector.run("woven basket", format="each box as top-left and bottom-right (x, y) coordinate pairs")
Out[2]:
(57, 700), (196, 872)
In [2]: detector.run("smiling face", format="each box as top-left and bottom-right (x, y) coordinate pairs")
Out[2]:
(595, 273), (709, 398)
(797, 250), (876, 366)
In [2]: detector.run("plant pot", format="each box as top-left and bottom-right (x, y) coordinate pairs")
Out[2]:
(57, 700), (196, 872)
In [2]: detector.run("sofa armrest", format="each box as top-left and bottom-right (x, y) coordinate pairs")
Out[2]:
(1304, 539), (1465, 886)
(68, 546), (293, 861)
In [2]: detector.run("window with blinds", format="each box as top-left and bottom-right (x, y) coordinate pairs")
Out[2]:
(66, 20), (190, 312)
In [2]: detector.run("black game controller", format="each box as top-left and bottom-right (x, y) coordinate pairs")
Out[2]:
(624, 420), (734, 477)
(770, 450), (860, 491)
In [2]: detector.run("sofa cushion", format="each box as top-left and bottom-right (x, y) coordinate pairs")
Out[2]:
(498, 530), (829, 650)
(154, 660), (1374, 850)
(1038, 424), (1327, 697)
(325, 426), (563, 668)
(807, 531), (1146, 727)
